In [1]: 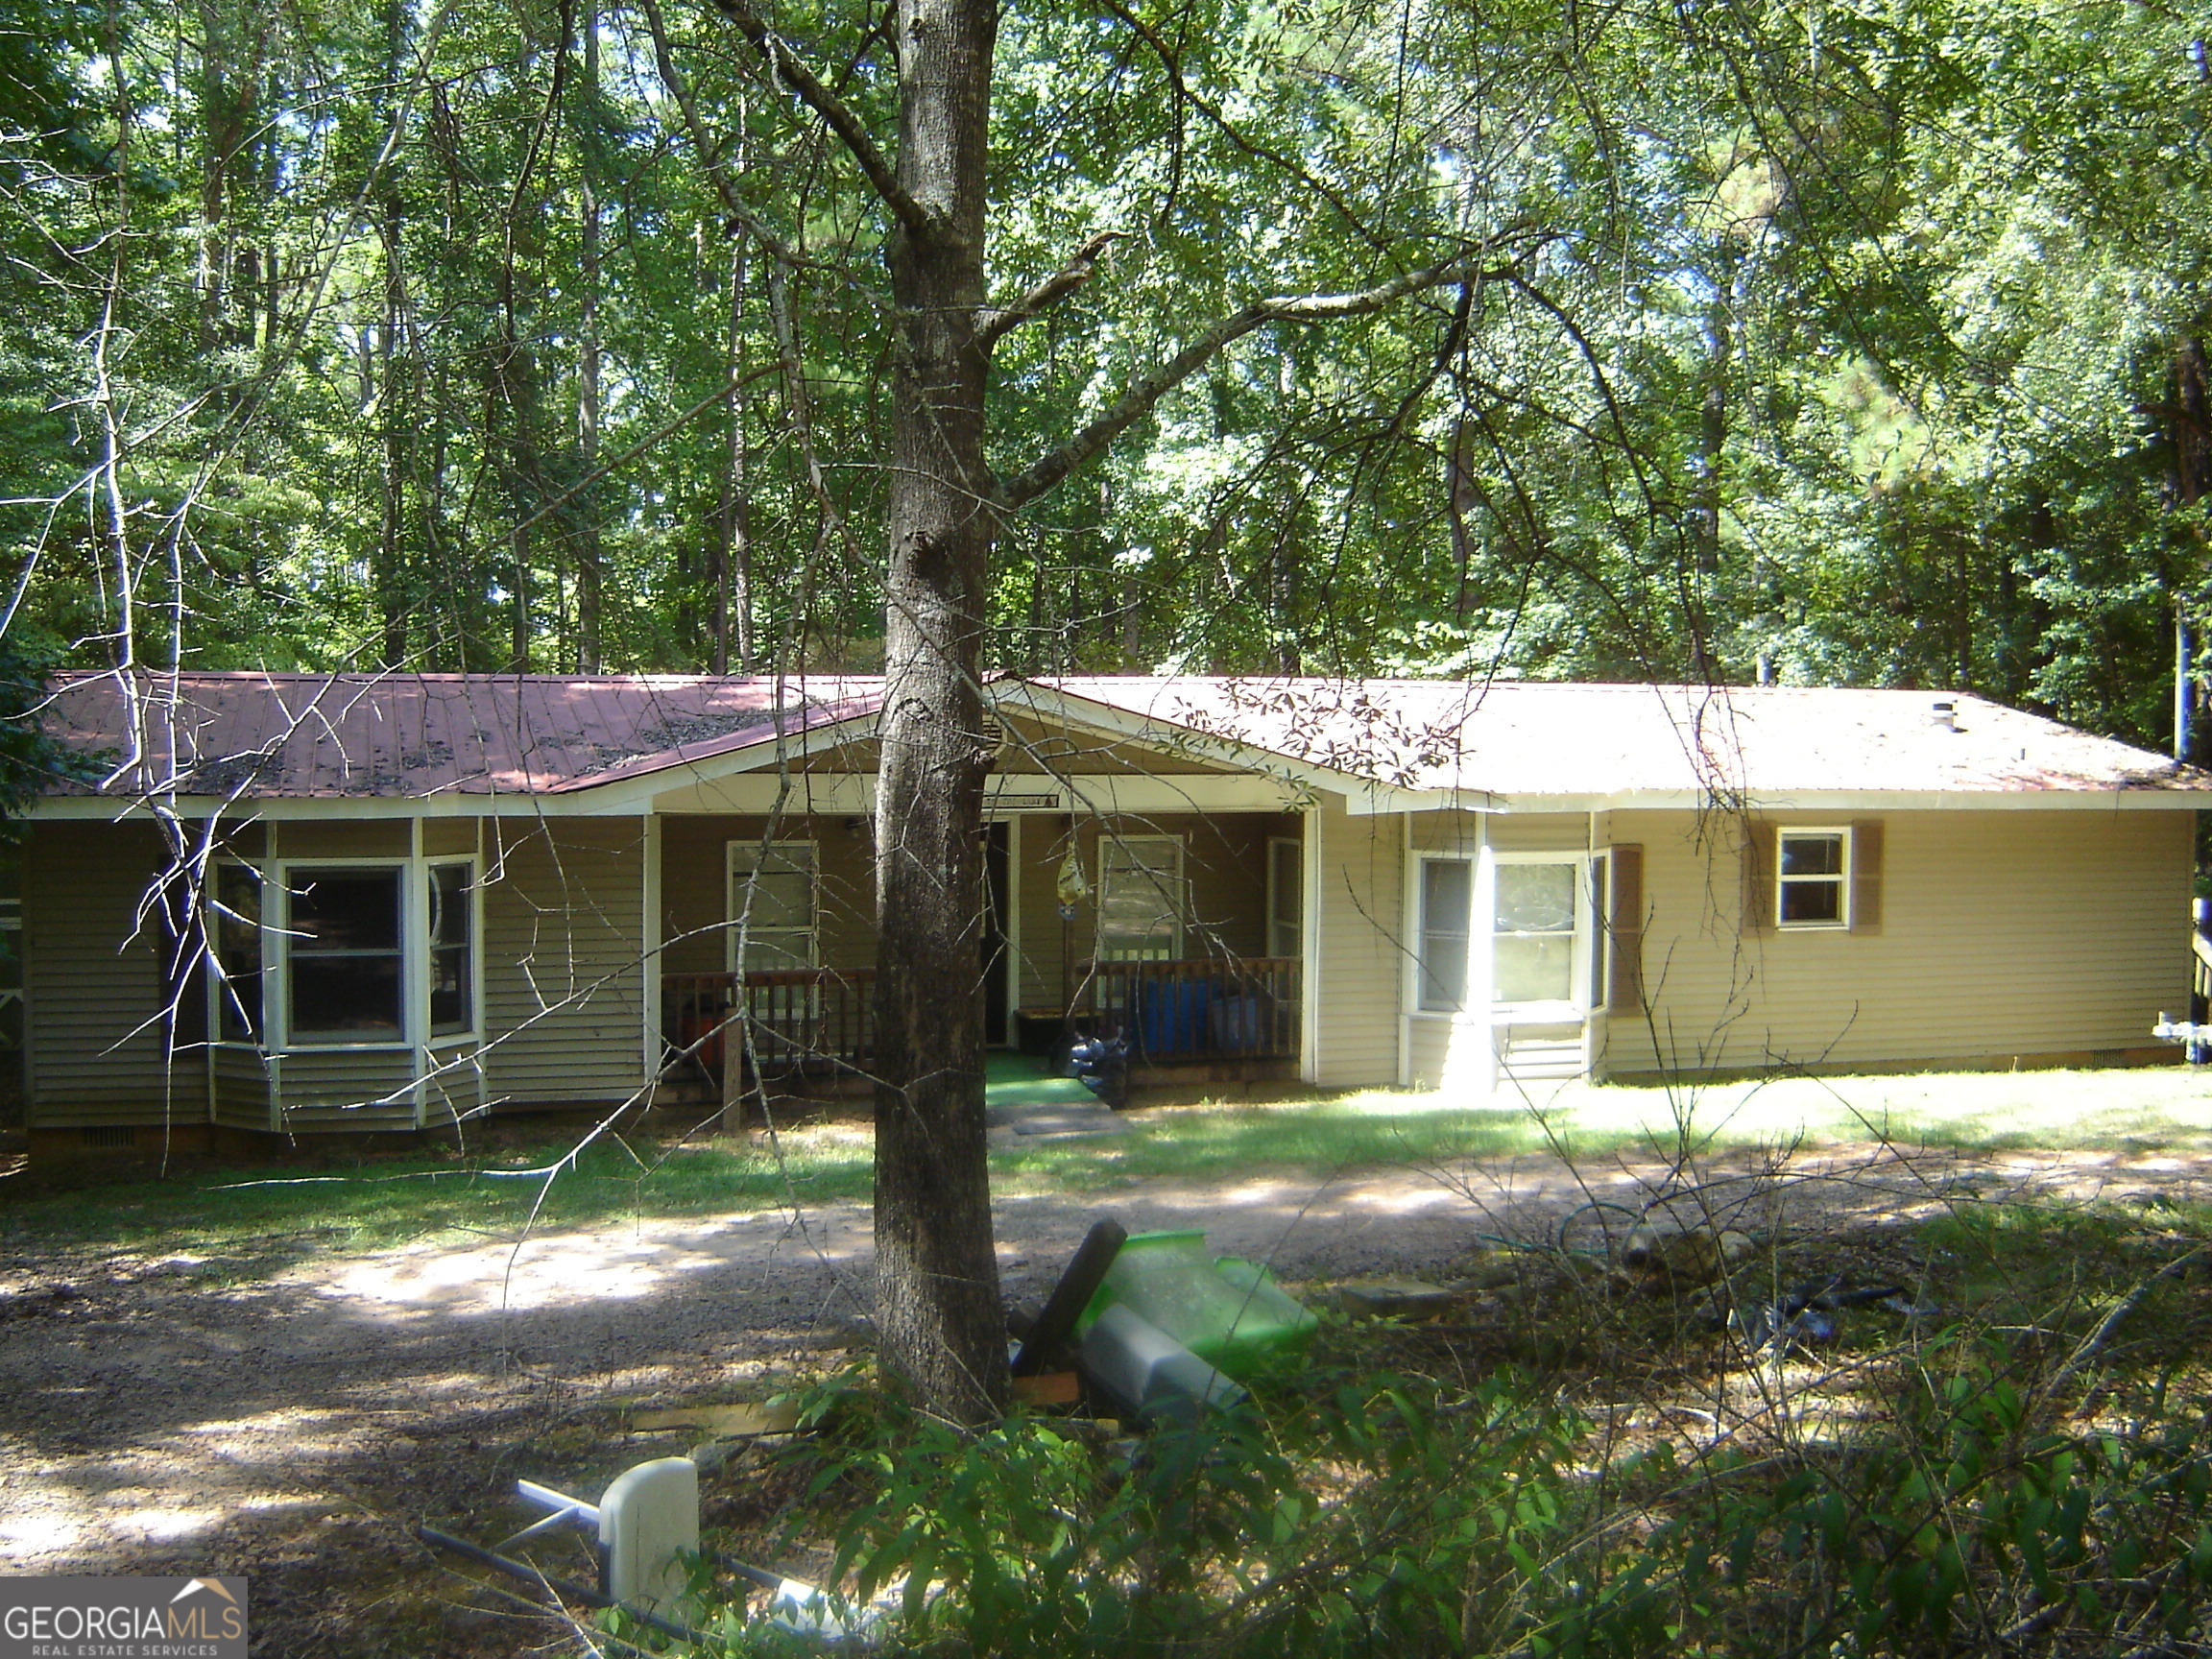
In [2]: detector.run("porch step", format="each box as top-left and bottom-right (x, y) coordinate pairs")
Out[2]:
(1496, 1035), (1585, 1081)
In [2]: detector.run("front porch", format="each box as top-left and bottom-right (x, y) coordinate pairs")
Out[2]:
(659, 951), (1304, 1103)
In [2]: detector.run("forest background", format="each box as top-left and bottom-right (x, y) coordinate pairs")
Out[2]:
(2, 0), (2208, 743)
(6, 0), (2212, 1417)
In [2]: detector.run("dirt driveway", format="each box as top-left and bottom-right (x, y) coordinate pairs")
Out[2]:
(0, 1137), (2201, 1655)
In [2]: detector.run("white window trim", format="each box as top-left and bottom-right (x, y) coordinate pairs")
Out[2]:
(1266, 835), (1302, 959)
(1775, 826), (1853, 931)
(725, 839), (819, 974)
(1488, 851), (1597, 1019)
(1414, 854), (1476, 1014)
(254, 855), (483, 1053)
(1096, 831), (1186, 961)
(421, 857), (483, 1052)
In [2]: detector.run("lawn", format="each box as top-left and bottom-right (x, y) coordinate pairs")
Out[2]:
(4, 1064), (2209, 1266)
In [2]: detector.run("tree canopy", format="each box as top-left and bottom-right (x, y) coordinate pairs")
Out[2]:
(0, 0), (2203, 746)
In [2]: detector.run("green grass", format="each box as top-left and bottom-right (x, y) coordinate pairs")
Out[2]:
(6, 1064), (2209, 1269)
(0, 1129), (877, 1266)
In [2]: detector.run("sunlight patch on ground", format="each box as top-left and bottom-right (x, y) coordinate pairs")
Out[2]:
(1355, 1068), (2212, 1154)
(0, 1503), (87, 1561)
(303, 1208), (871, 1314)
(108, 1503), (224, 1544)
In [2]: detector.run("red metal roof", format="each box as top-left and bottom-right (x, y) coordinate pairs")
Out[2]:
(39, 672), (884, 799)
(35, 669), (2206, 803)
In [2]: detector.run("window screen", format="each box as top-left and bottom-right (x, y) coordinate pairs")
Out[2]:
(428, 862), (473, 1036)
(1097, 835), (1184, 960)
(729, 842), (817, 972)
(1418, 859), (1472, 1012)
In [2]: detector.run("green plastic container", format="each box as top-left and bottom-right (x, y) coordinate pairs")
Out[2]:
(1076, 1231), (1318, 1379)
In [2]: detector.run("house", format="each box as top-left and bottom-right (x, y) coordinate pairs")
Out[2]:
(14, 670), (2206, 1153)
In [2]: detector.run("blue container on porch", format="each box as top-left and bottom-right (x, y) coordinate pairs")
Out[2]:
(1139, 976), (1212, 1057)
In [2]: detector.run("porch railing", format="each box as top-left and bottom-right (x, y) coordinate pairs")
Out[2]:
(1072, 956), (1301, 1062)
(663, 955), (1301, 1084)
(662, 968), (877, 1081)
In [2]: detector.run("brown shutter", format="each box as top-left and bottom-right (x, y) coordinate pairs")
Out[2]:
(1741, 821), (1775, 935)
(1850, 819), (1884, 934)
(1607, 844), (1644, 1012)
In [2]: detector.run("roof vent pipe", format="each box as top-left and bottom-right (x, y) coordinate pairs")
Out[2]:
(1930, 699), (1958, 732)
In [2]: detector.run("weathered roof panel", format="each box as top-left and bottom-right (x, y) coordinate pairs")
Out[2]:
(39, 672), (887, 800)
(1033, 677), (2207, 798)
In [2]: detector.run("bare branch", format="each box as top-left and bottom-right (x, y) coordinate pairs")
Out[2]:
(706, 0), (929, 236)
(997, 230), (1554, 510)
(643, 0), (809, 271)
(974, 230), (1125, 354)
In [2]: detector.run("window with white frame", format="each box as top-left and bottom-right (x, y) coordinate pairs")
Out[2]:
(1097, 834), (1184, 960)
(1419, 854), (1596, 1015)
(1493, 857), (1583, 1006)
(1417, 858), (1473, 1012)
(427, 861), (474, 1035)
(285, 867), (404, 1043)
(1776, 829), (1850, 927)
(229, 859), (478, 1049)
(727, 840), (817, 972)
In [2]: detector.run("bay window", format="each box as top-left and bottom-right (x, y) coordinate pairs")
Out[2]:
(208, 857), (478, 1049)
(1417, 853), (1598, 1015)
(287, 867), (404, 1043)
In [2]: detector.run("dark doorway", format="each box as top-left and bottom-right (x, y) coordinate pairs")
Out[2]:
(982, 821), (1010, 1046)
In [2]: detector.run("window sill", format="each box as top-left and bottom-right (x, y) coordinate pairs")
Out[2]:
(1775, 923), (1849, 933)
(1491, 1001), (1586, 1022)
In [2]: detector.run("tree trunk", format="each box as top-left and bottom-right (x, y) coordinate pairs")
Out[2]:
(869, 0), (1005, 1424)
(573, 0), (604, 672)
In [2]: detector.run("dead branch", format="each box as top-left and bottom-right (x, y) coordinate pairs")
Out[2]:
(974, 230), (1125, 353)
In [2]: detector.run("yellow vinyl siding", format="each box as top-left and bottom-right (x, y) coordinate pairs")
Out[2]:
(1015, 817), (1075, 1010)
(482, 818), (647, 1104)
(1483, 813), (1593, 854)
(1407, 1018), (1453, 1086)
(1602, 807), (2194, 1076)
(419, 1043), (482, 1127)
(271, 820), (409, 858)
(274, 1046), (417, 1130)
(21, 822), (207, 1126)
(1310, 799), (1402, 1087)
(997, 713), (1247, 776)
(422, 818), (477, 856)
(210, 1046), (273, 1131)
